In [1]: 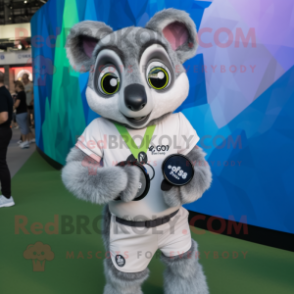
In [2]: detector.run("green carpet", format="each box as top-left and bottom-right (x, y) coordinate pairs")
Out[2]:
(0, 152), (293, 294)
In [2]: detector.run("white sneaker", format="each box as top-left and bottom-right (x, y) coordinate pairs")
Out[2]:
(0, 196), (15, 208)
(17, 140), (23, 145)
(29, 138), (36, 144)
(20, 141), (30, 149)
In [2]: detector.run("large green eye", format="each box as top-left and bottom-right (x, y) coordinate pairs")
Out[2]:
(101, 73), (120, 94)
(98, 65), (120, 95)
(146, 62), (171, 90)
(148, 67), (169, 89)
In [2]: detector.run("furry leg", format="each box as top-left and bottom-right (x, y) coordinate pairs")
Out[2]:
(161, 240), (209, 294)
(102, 205), (149, 294)
(103, 258), (149, 294)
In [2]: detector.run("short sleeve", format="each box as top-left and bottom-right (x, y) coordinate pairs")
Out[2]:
(0, 94), (8, 113)
(17, 92), (24, 101)
(75, 119), (104, 161)
(177, 112), (200, 155)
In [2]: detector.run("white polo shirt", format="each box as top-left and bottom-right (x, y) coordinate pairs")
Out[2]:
(76, 112), (199, 220)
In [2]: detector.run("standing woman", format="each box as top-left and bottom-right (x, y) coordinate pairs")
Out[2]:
(0, 71), (15, 207)
(14, 81), (30, 149)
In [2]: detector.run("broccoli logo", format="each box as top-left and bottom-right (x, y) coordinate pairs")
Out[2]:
(23, 242), (54, 272)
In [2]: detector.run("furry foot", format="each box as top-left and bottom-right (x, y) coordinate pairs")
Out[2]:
(161, 239), (209, 294)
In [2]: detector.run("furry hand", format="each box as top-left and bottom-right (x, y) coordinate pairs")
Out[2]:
(61, 147), (140, 204)
(117, 165), (141, 202)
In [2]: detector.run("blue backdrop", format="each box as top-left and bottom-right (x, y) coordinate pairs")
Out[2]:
(31, 0), (294, 234)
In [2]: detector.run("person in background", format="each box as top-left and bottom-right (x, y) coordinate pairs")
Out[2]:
(11, 93), (19, 130)
(14, 81), (33, 149)
(0, 71), (15, 208)
(22, 73), (34, 128)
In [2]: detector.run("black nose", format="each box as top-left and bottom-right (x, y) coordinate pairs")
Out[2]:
(124, 84), (147, 112)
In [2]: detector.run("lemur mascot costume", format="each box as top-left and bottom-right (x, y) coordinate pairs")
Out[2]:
(62, 8), (212, 294)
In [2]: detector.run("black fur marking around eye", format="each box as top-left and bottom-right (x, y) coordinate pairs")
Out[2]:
(138, 39), (169, 62)
(94, 45), (125, 65)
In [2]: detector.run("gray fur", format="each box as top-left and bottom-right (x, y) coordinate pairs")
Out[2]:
(61, 148), (129, 204)
(65, 9), (198, 129)
(66, 21), (113, 72)
(161, 239), (209, 294)
(162, 147), (212, 207)
(102, 205), (149, 294)
(146, 9), (198, 63)
(120, 165), (141, 202)
(62, 148), (141, 204)
(103, 258), (149, 294)
(67, 22), (185, 91)
(90, 26), (185, 89)
(102, 204), (111, 250)
(65, 146), (88, 163)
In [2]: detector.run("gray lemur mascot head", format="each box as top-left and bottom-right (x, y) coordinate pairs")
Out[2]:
(66, 9), (198, 128)
(63, 8), (211, 294)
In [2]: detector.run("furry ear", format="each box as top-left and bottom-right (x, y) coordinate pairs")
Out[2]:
(146, 9), (198, 63)
(66, 21), (113, 72)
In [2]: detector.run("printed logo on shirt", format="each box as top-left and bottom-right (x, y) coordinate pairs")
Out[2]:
(149, 145), (170, 155)
(115, 255), (126, 267)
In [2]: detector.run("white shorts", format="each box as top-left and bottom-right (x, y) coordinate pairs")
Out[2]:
(109, 207), (192, 273)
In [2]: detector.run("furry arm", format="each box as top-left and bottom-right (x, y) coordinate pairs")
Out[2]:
(61, 147), (140, 204)
(162, 147), (212, 207)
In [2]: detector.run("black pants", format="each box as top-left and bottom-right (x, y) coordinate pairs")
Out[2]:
(0, 127), (12, 198)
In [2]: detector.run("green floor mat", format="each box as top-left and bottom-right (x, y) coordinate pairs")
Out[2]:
(0, 152), (293, 293)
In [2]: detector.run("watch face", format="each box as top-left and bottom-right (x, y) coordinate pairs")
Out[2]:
(162, 155), (194, 186)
